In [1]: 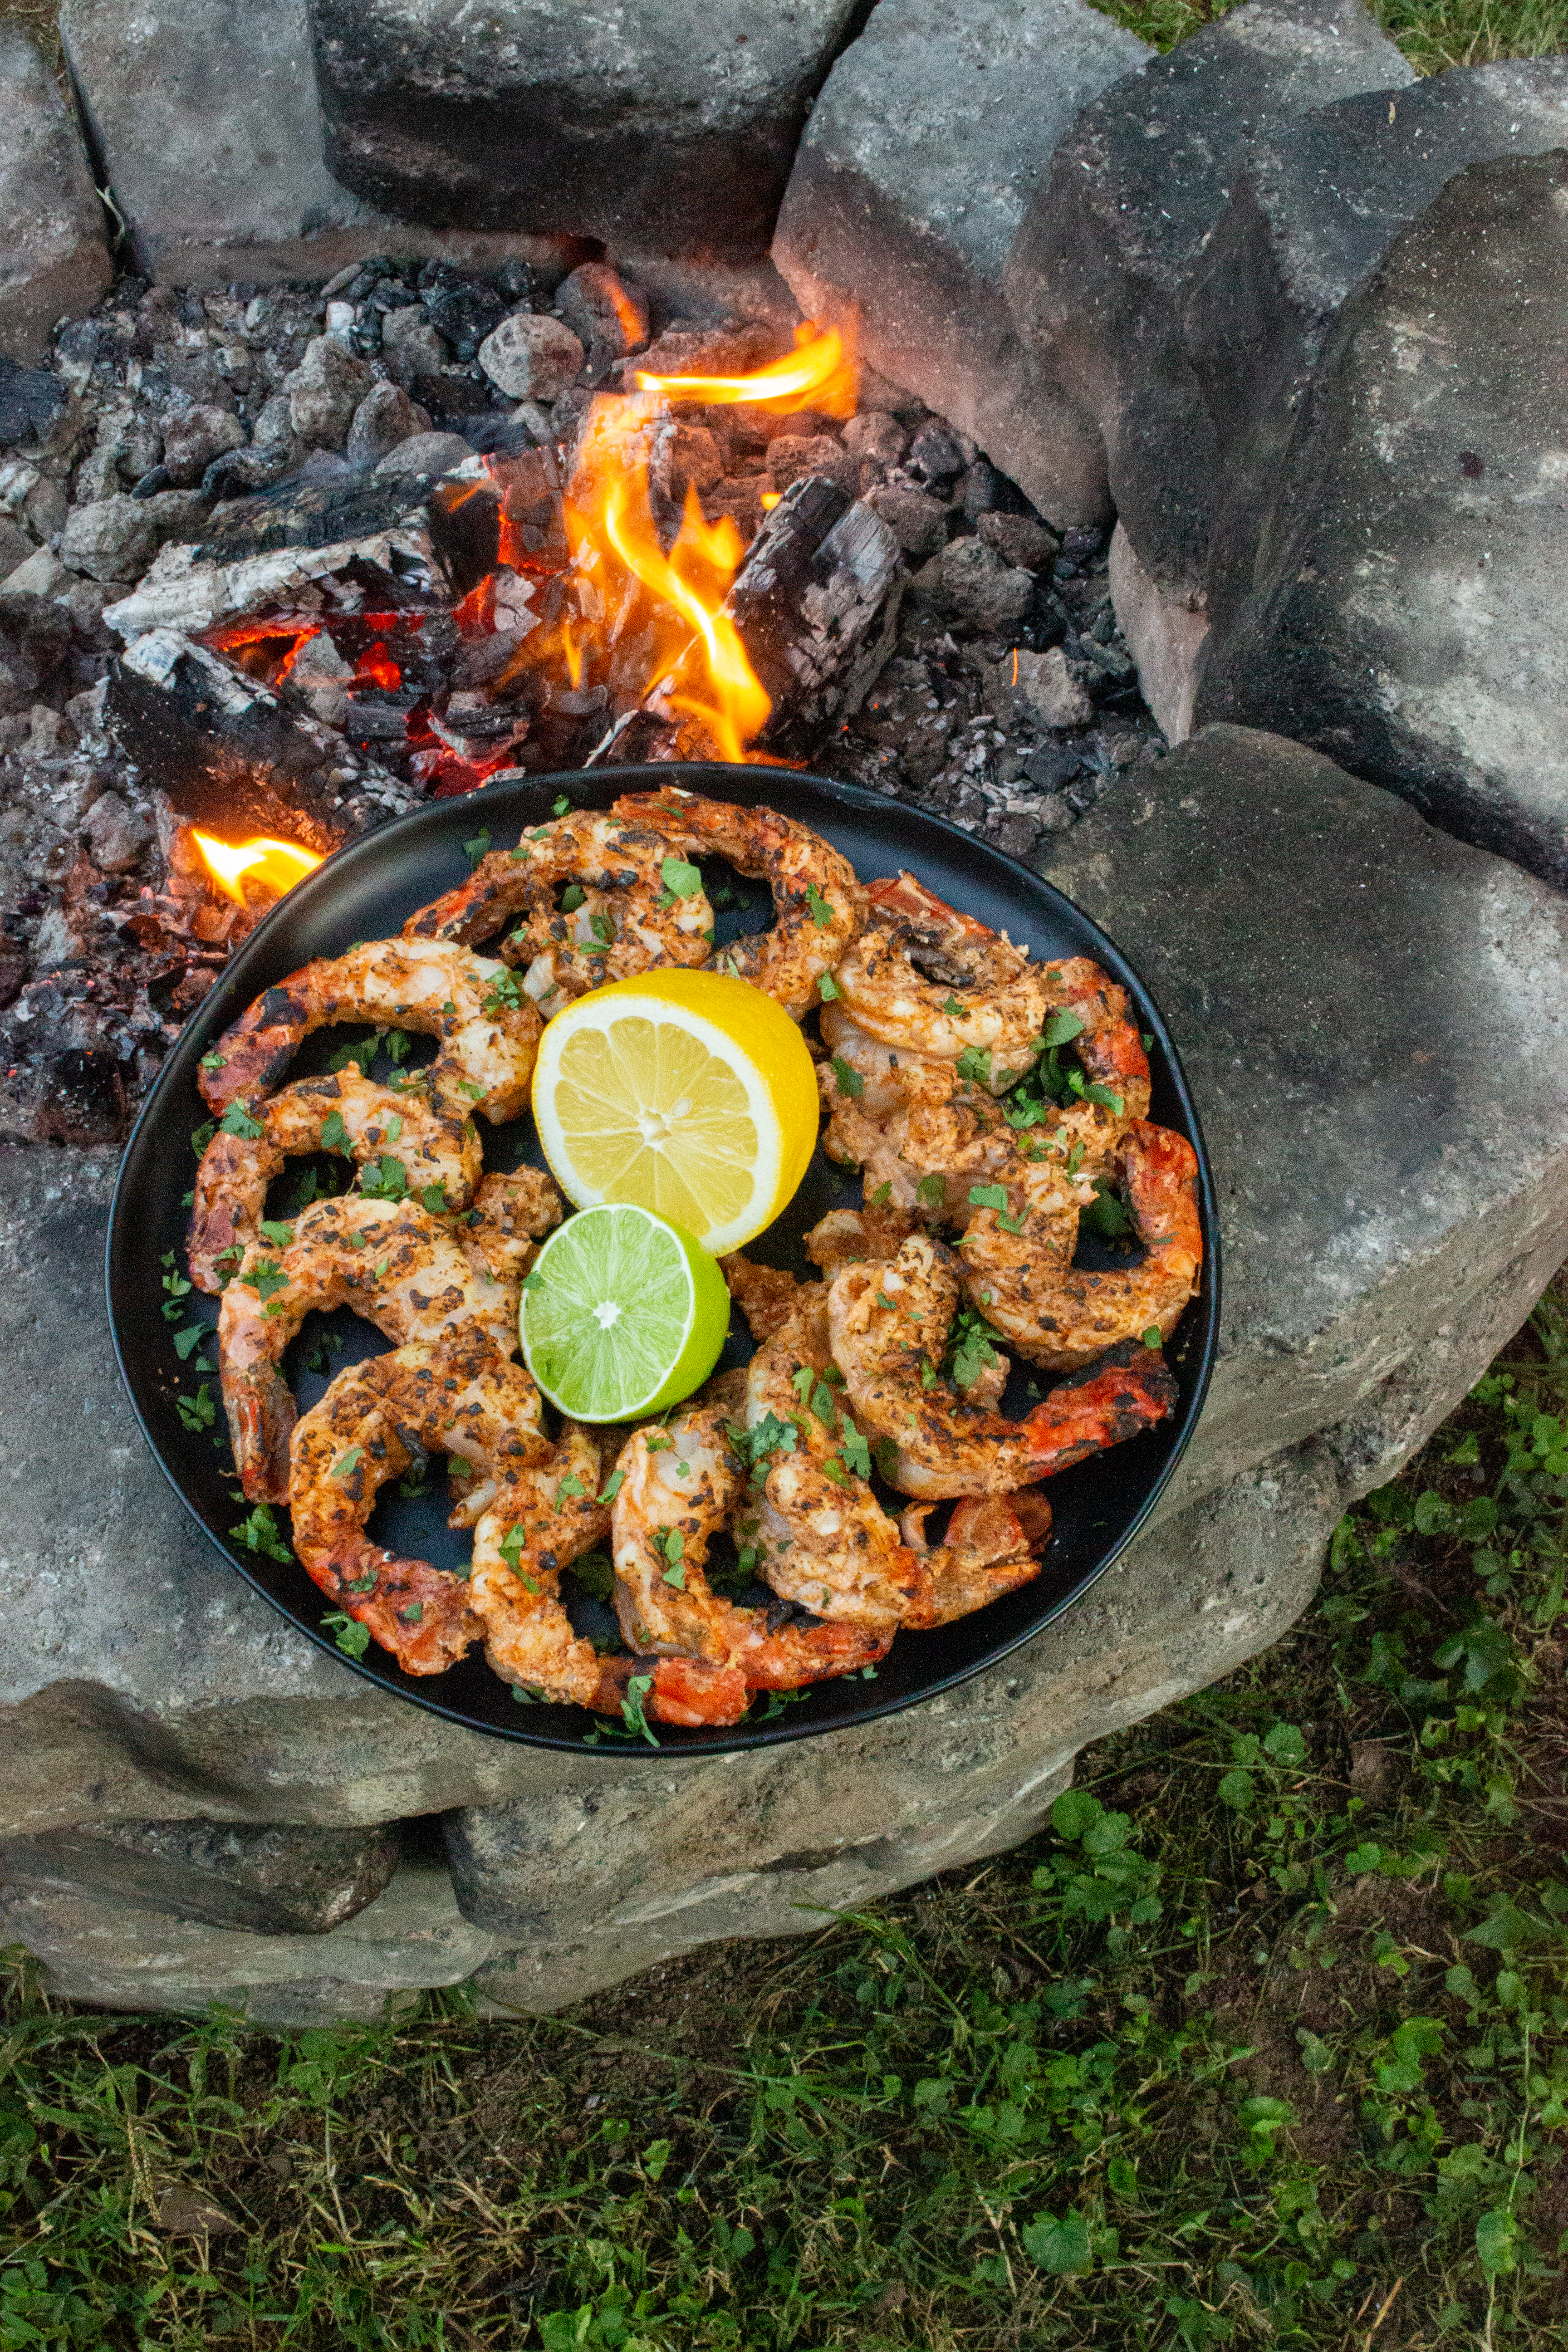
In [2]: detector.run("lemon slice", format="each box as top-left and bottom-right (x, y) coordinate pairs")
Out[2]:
(530, 969), (818, 1255)
(520, 1205), (730, 1420)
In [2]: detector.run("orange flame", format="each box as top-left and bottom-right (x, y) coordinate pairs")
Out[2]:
(636, 322), (858, 420)
(193, 830), (324, 904)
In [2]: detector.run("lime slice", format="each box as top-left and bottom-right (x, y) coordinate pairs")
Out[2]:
(530, 969), (818, 1256)
(519, 1203), (730, 1421)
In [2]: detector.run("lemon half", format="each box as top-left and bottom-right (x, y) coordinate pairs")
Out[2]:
(530, 970), (818, 1256)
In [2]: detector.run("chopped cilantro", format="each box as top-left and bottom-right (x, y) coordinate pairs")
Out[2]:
(598, 1469), (625, 1505)
(555, 1472), (586, 1513)
(820, 1454), (850, 1486)
(320, 1611), (370, 1658)
(840, 1426), (872, 1480)
(588, 911), (616, 946)
(290, 1167), (322, 1213)
(916, 1173), (946, 1210)
(872, 1435), (900, 1482)
(259, 1219), (294, 1247)
(1084, 1179), (1134, 1240)
(191, 1120), (216, 1157)
(247, 1261), (289, 1303)
(621, 1672), (658, 1745)
(560, 882), (586, 913)
(498, 1523), (526, 1572)
(199, 1050), (226, 1071)
(552, 794), (572, 817)
(176, 1383), (216, 1434)
(831, 1056), (863, 1100)
(948, 1304), (1004, 1394)
(818, 972), (840, 1001)
(876, 1292), (895, 1312)
(1142, 1325), (1163, 1349)
(955, 1045), (993, 1089)
(1041, 1008), (1086, 1049)
(941, 995), (970, 1020)
(482, 970), (524, 1014)
(419, 1183), (449, 1215)
(968, 1183), (1009, 1214)
(218, 1102), (265, 1141)
(463, 829), (492, 867)
(319, 1110), (351, 1154)
(230, 1504), (292, 1563)
(399, 1601), (424, 1625)
(359, 1154), (408, 1201)
(330, 1447), (364, 1481)
(805, 881), (833, 929)
(328, 1033), (381, 1074)
(660, 856), (703, 899)
(457, 1078), (485, 1102)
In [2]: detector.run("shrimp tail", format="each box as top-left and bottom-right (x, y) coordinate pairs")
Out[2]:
(227, 1365), (297, 1504)
(591, 1652), (752, 1729)
(899, 1494), (1048, 1629)
(302, 1537), (483, 1676)
(1023, 1345), (1178, 1474)
(200, 980), (311, 1111)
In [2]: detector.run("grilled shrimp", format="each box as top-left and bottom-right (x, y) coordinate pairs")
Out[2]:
(458, 1166), (564, 1289)
(832, 874), (1150, 1117)
(611, 1391), (889, 1725)
(741, 1285), (919, 1633)
(199, 936), (541, 1126)
(827, 1232), (1178, 1499)
(188, 1070), (482, 1293)
(403, 807), (713, 1013)
(219, 1194), (518, 1503)
(898, 1493), (1053, 1628)
(287, 1325), (537, 1674)
(964, 1120), (1203, 1372)
(612, 787), (866, 1019)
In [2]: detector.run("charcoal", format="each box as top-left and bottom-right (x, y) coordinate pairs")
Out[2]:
(196, 475), (431, 559)
(0, 594), (74, 717)
(0, 361), (69, 448)
(725, 477), (902, 754)
(419, 269), (510, 362)
(108, 630), (418, 849)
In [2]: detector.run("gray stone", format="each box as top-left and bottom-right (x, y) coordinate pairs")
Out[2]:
(0, 29), (110, 365)
(1191, 62), (1568, 649)
(346, 381), (431, 469)
(285, 335), (372, 448)
(1193, 152), (1568, 890)
(58, 490), (206, 585)
(59, 0), (575, 286)
(310, 0), (864, 257)
(477, 312), (584, 402)
(1042, 724), (1568, 1500)
(911, 535), (1034, 627)
(159, 405), (246, 490)
(5, 1856), (495, 2022)
(1004, 0), (1411, 601)
(772, 0), (1146, 527)
(0, 518), (34, 583)
(378, 305), (449, 380)
(0, 547), (73, 603)
(81, 789), (152, 873)
(372, 430), (473, 481)
(1107, 520), (1206, 743)
(0, 1817), (400, 1935)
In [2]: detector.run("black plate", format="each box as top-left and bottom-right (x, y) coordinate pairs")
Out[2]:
(107, 765), (1219, 1754)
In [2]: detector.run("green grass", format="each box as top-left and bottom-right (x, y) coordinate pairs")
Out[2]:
(5, 1286), (1568, 2347)
(1088, 0), (1568, 69)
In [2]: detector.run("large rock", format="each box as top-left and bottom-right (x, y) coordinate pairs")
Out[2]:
(309, 0), (865, 257)
(1042, 724), (1568, 1492)
(1192, 60), (1568, 643)
(1004, 0), (1411, 600)
(0, 29), (111, 364)
(4, 1856), (495, 2024)
(59, 0), (572, 285)
(1193, 153), (1568, 889)
(0, 1817), (400, 1934)
(771, 0), (1148, 528)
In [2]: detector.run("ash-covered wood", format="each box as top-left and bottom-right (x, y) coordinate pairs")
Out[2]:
(730, 480), (902, 755)
(107, 631), (420, 851)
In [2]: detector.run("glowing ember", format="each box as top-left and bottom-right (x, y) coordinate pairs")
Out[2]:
(193, 830), (324, 904)
(356, 640), (402, 691)
(636, 323), (857, 419)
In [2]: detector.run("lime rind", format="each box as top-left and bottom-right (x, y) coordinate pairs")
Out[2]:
(519, 1204), (730, 1421)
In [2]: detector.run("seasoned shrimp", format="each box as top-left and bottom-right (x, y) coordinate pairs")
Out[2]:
(742, 1286), (920, 1633)
(899, 1492), (1052, 1627)
(199, 936), (541, 1125)
(964, 1119), (1202, 1372)
(287, 1325), (537, 1674)
(830, 873), (1151, 1131)
(611, 1392), (889, 1725)
(219, 1194), (518, 1503)
(403, 807), (714, 1012)
(457, 1166), (564, 1289)
(612, 787), (866, 1019)
(188, 1069), (481, 1293)
(828, 1233), (1177, 1498)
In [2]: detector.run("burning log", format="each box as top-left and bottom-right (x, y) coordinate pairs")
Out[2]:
(102, 512), (438, 640)
(107, 630), (421, 853)
(728, 479), (902, 756)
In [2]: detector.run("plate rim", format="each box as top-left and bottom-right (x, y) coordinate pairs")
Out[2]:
(106, 762), (1221, 1756)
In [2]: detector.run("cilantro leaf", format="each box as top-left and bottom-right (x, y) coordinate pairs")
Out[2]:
(247, 1260), (289, 1303)
(331, 1447), (364, 1481)
(660, 856), (703, 899)
(840, 1426), (872, 1480)
(598, 1469), (625, 1505)
(1084, 1180), (1134, 1240)
(805, 881), (833, 929)
(1142, 1325), (1163, 1349)
(955, 1045), (993, 1088)
(499, 1524), (526, 1572)
(191, 1120), (216, 1157)
(916, 1172), (946, 1210)
(818, 972), (840, 1001)
(483, 970), (524, 1014)
(230, 1504), (293, 1564)
(173, 1324), (209, 1361)
(419, 1183), (449, 1215)
(941, 995), (970, 1020)
(621, 1672), (658, 1745)
(560, 882), (586, 912)
(552, 794), (572, 817)
(554, 1472), (586, 1513)
(218, 1102), (265, 1141)
(319, 1110), (350, 1154)
(831, 1055), (863, 1100)
(359, 1154), (407, 1201)
(968, 1183), (1009, 1214)
(463, 829), (492, 867)
(1041, 1008), (1085, 1049)
(199, 1050), (226, 1071)
(176, 1384), (216, 1434)
(259, 1219), (294, 1247)
(320, 1611), (371, 1658)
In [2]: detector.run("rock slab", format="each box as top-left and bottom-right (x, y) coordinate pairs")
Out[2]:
(59, 0), (573, 285)
(772, 0), (1148, 527)
(0, 28), (111, 364)
(1191, 61), (1568, 654)
(1194, 153), (1568, 890)
(1042, 724), (1568, 1494)
(310, 0), (865, 257)
(0, 1818), (400, 1935)
(1004, 0), (1411, 598)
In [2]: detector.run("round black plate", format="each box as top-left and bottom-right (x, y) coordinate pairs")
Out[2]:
(107, 765), (1219, 1754)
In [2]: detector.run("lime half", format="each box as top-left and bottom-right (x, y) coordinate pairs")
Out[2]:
(519, 1204), (730, 1421)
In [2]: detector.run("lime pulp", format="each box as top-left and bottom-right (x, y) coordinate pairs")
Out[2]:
(519, 1203), (731, 1422)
